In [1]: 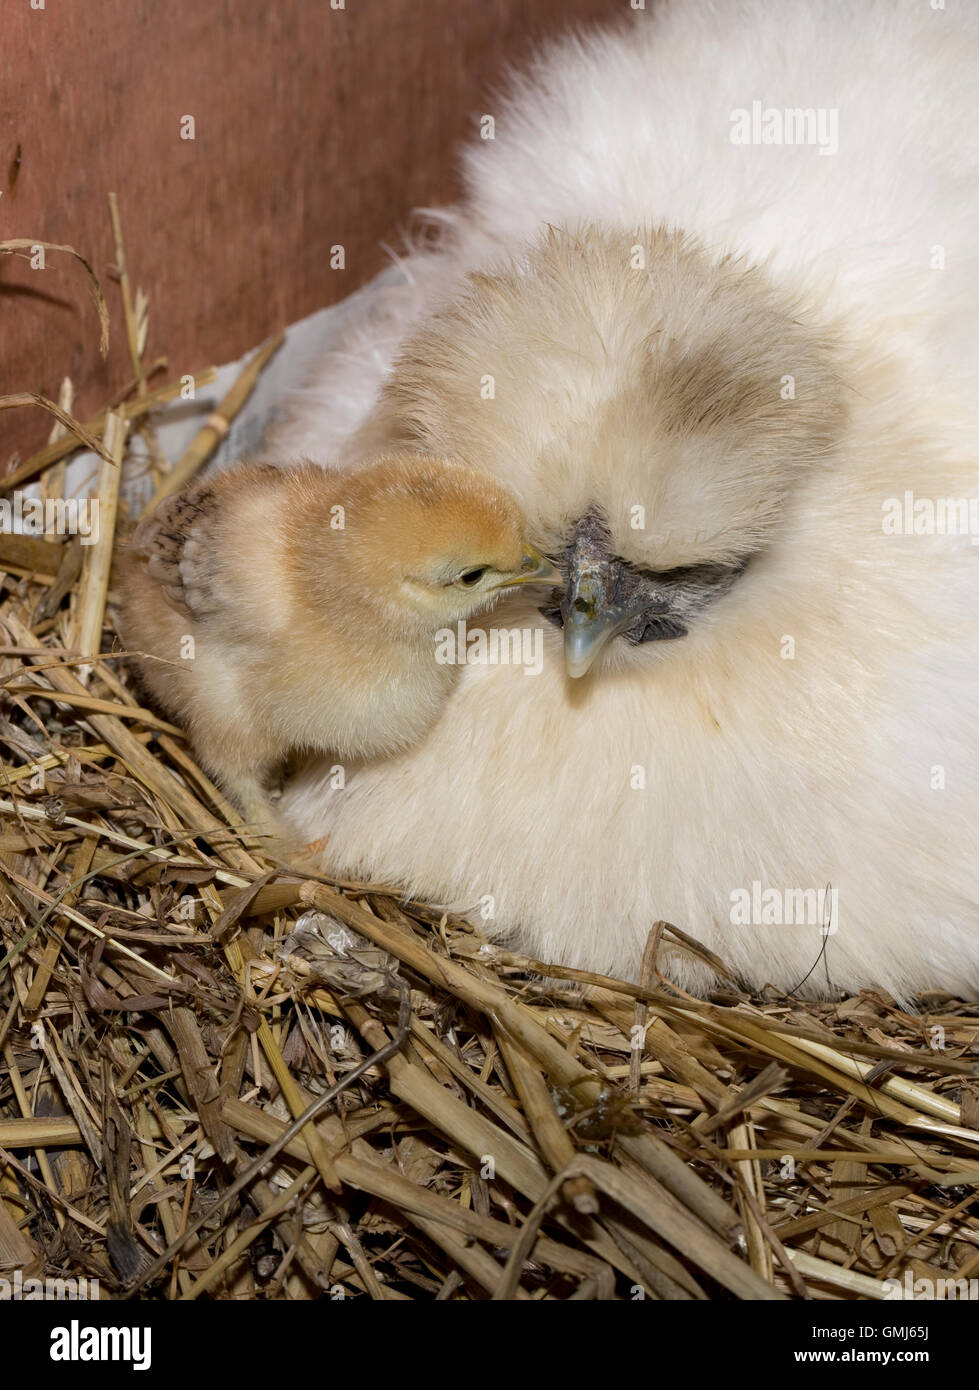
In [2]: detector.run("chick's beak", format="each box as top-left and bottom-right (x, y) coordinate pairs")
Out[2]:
(493, 547), (565, 591)
(562, 563), (649, 679)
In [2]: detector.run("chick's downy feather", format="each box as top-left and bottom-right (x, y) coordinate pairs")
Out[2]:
(264, 0), (979, 998)
(119, 458), (559, 824)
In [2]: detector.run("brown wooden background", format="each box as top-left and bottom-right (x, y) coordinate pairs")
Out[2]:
(1, 0), (613, 466)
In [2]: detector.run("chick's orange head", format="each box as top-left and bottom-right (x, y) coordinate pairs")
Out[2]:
(338, 454), (562, 625)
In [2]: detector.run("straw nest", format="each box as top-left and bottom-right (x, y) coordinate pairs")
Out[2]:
(1, 215), (978, 1302)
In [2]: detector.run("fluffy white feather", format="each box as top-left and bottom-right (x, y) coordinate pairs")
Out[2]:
(263, 0), (979, 999)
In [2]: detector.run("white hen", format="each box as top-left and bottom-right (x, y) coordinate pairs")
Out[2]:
(264, 0), (979, 999)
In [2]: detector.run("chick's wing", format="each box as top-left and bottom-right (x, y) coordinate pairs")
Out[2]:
(133, 479), (224, 622)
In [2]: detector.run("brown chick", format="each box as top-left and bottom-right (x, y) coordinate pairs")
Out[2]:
(117, 454), (562, 828)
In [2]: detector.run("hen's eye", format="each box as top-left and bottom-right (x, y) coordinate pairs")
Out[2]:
(458, 567), (488, 587)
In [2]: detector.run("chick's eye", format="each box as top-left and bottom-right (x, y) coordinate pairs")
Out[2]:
(457, 567), (487, 587)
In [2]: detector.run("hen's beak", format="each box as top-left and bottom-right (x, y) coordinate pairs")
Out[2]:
(562, 564), (648, 679)
(493, 547), (565, 591)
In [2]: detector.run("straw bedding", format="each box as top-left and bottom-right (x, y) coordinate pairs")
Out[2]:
(1, 223), (978, 1302)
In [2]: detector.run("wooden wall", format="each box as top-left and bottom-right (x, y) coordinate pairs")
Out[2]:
(1, 0), (613, 465)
